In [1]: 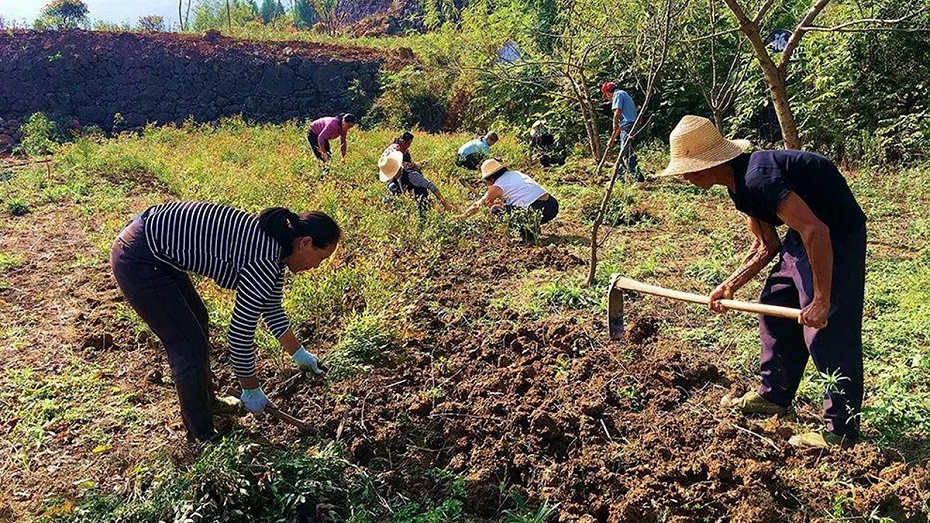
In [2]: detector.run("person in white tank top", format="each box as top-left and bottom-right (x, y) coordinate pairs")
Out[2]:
(460, 158), (559, 226)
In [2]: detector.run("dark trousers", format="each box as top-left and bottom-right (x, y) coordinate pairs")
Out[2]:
(307, 131), (331, 162)
(757, 226), (866, 438)
(110, 218), (216, 442)
(456, 153), (483, 170)
(529, 195), (559, 224)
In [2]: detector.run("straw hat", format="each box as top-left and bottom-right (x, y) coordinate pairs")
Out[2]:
(659, 115), (751, 177)
(480, 158), (507, 180)
(378, 150), (404, 182)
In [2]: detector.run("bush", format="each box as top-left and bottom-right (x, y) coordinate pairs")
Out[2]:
(367, 67), (450, 132)
(18, 112), (60, 157)
(324, 312), (396, 379)
(5, 197), (31, 216)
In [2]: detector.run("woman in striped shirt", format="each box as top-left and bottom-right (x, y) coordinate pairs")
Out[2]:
(110, 202), (340, 443)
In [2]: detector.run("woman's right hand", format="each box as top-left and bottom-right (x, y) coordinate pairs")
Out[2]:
(240, 386), (272, 413)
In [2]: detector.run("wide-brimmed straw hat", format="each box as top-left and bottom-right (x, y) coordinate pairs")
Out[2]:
(480, 158), (507, 180)
(659, 115), (751, 177)
(378, 150), (404, 182)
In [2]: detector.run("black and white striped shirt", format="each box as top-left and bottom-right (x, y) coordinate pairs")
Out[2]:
(142, 202), (290, 378)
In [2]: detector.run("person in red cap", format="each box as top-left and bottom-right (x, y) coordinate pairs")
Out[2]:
(601, 81), (642, 181)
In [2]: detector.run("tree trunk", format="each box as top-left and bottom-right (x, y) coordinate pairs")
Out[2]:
(758, 61), (801, 149)
(226, 0), (232, 29)
(712, 108), (724, 132)
(179, 0), (184, 31)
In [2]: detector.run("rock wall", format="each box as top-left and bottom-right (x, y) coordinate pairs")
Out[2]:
(0, 30), (393, 129)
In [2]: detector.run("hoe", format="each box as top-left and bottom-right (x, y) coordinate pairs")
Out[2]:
(607, 274), (801, 340)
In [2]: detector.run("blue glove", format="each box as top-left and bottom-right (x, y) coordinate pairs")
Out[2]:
(240, 387), (271, 413)
(292, 347), (326, 374)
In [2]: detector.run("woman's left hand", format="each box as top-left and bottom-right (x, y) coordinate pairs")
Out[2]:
(292, 347), (327, 374)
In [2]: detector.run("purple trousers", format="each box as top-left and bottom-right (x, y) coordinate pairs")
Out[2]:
(110, 217), (217, 442)
(758, 226), (866, 439)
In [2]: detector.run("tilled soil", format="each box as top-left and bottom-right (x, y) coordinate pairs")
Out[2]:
(260, 241), (928, 522)
(3, 199), (927, 521)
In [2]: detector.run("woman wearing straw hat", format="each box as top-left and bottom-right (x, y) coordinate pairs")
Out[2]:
(378, 140), (454, 212)
(460, 158), (559, 228)
(661, 115), (867, 449)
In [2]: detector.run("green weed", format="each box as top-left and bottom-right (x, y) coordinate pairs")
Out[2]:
(324, 312), (397, 379)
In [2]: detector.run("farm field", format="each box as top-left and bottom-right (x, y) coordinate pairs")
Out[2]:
(0, 121), (926, 522)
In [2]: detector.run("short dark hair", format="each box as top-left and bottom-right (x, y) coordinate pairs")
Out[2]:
(396, 131), (414, 144)
(486, 131), (499, 142)
(258, 207), (341, 257)
(340, 113), (358, 124)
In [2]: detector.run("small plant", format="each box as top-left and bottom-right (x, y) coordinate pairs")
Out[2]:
(506, 207), (543, 244)
(6, 197), (30, 216)
(323, 312), (396, 379)
(538, 279), (600, 310)
(17, 112), (60, 157)
(503, 494), (559, 523)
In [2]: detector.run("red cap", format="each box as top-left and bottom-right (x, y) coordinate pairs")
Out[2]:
(601, 81), (616, 98)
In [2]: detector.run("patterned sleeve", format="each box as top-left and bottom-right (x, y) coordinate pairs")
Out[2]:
(405, 170), (437, 191)
(228, 261), (281, 378)
(262, 271), (290, 339)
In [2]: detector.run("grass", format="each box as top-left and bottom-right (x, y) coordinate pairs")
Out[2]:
(1, 117), (925, 520)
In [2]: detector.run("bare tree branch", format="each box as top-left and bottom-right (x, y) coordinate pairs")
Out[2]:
(800, 6), (928, 32)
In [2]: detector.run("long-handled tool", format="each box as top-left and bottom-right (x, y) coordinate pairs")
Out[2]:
(266, 405), (313, 433)
(607, 274), (801, 340)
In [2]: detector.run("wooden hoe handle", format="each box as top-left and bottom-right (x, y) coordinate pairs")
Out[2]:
(612, 276), (800, 320)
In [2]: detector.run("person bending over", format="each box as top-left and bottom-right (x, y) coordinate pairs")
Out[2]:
(379, 135), (453, 212)
(307, 113), (357, 164)
(460, 158), (559, 240)
(111, 202), (340, 443)
(456, 131), (498, 170)
(661, 115), (866, 449)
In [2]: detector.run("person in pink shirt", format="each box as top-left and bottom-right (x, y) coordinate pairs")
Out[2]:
(306, 113), (357, 163)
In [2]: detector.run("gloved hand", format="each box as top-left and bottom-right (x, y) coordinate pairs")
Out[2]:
(240, 387), (271, 413)
(291, 346), (327, 374)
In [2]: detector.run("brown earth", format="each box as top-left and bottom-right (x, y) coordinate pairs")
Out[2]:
(0, 29), (415, 71)
(1, 191), (927, 521)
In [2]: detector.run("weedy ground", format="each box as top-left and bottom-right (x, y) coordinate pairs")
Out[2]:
(0, 119), (926, 522)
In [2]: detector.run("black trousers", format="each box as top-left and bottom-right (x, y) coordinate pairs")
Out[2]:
(758, 226), (866, 438)
(529, 195), (559, 225)
(456, 153), (483, 170)
(307, 131), (331, 162)
(110, 217), (216, 442)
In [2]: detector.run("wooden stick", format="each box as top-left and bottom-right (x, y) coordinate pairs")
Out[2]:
(266, 405), (313, 432)
(613, 276), (800, 320)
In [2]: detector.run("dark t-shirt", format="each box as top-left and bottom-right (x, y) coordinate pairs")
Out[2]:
(728, 150), (866, 234)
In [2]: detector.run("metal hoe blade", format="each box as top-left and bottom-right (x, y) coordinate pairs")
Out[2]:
(607, 274), (625, 341)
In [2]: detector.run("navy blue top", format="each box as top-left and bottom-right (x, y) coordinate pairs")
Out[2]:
(728, 150), (866, 234)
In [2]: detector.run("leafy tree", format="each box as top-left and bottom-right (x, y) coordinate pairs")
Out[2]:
(259, 0), (285, 23)
(292, 0), (316, 29)
(718, 0), (927, 149)
(137, 15), (166, 32)
(192, 0), (260, 30)
(34, 0), (89, 30)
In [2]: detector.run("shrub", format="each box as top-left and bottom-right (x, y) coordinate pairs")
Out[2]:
(367, 67), (450, 132)
(6, 197), (30, 216)
(18, 112), (60, 157)
(324, 312), (396, 379)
